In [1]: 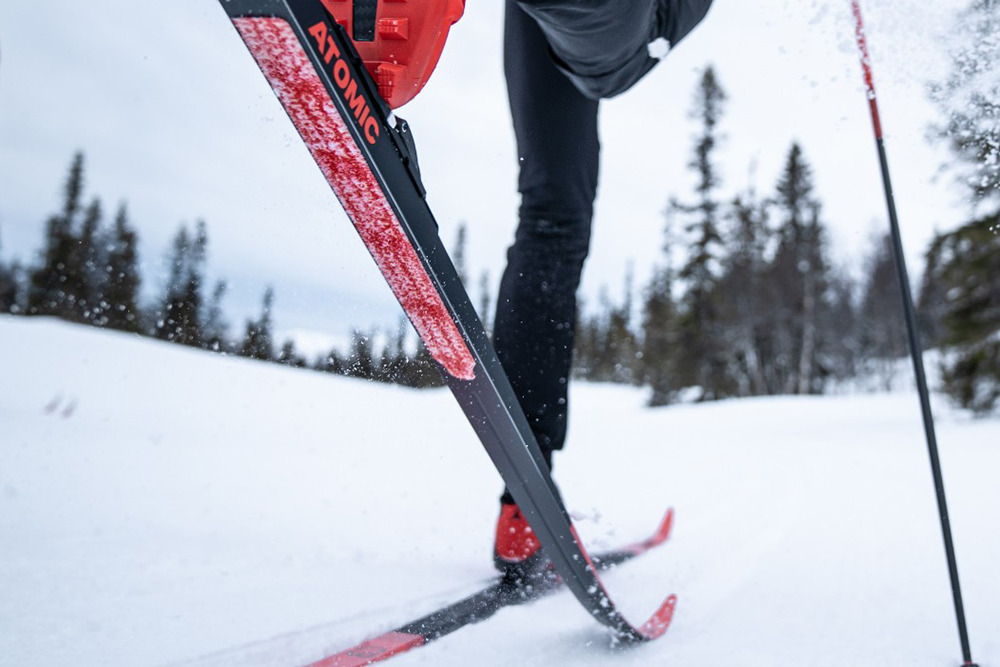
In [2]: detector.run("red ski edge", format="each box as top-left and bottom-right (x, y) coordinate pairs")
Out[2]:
(307, 631), (424, 667)
(233, 16), (476, 381)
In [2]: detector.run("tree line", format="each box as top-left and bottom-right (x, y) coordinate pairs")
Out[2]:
(570, 68), (907, 404)
(569, 51), (998, 414)
(1, 0), (996, 413)
(0, 152), (445, 388)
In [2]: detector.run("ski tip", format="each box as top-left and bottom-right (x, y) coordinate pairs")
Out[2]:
(637, 593), (678, 640)
(616, 507), (674, 558)
(650, 507), (675, 546)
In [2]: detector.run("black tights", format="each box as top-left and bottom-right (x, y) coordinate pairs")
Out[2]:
(494, 2), (599, 501)
(495, 0), (712, 503)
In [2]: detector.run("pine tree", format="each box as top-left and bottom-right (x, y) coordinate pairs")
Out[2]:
(641, 212), (679, 403)
(571, 297), (600, 380)
(671, 66), (728, 399)
(607, 265), (639, 384)
(934, 214), (1000, 413)
(929, 0), (1000, 209)
(277, 339), (306, 367)
(67, 198), (104, 324)
(155, 222), (208, 346)
(858, 232), (908, 387)
(916, 232), (949, 348)
(824, 270), (862, 384)
(577, 273), (640, 386)
(715, 192), (770, 396)
(374, 334), (396, 383)
(0, 224), (20, 314)
(155, 226), (189, 340)
(375, 318), (407, 383)
(766, 144), (832, 394)
(28, 153), (86, 318)
(344, 328), (377, 379)
(316, 347), (346, 375)
(406, 339), (446, 388)
(587, 287), (615, 382)
(182, 221), (209, 340)
(240, 286), (275, 361)
(203, 280), (230, 351)
(0, 262), (19, 314)
(798, 204), (831, 393)
(642, 265), (678, 406)
(925, 0), (1000, 413)
(61, 152), (85, 223)
(100, 204), (142, 333)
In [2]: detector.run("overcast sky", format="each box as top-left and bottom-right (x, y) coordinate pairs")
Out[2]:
(0, 0), (974, 351)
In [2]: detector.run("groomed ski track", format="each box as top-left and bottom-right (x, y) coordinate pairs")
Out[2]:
(1, 316), (998, 666)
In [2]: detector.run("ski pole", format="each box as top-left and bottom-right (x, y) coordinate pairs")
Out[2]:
(848, 3), (978, 665)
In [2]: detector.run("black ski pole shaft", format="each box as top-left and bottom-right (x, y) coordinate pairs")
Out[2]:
(849, 3), (977, 665)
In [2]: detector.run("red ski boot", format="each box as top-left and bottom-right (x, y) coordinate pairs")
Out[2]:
(493, 503), (547, 579)
(320, 0), (465, 109)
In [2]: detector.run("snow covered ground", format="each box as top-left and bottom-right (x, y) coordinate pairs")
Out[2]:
(1, 315), (997, 667)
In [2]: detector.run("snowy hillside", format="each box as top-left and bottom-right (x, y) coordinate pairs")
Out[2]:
(1, 316), (997, 667)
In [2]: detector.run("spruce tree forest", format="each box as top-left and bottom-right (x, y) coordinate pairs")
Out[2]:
(2, 47), (997, 413)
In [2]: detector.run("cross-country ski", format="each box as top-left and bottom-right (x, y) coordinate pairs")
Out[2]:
(309, 509), (674, 667)
(214, 0), (680, 645)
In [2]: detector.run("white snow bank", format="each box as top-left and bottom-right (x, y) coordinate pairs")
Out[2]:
(1, 315), (997, 667)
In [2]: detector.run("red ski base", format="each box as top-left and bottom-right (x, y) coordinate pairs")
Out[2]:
(308, 632), (424, 667)
(233, 16), (477, 381)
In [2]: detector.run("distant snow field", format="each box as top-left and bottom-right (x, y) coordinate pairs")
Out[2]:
(1, 315), (997, 667)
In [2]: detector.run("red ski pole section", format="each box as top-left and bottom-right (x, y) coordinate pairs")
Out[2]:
(234, 17), (477, 381)
(850, 0), (883, 140)
(306, 631), (425, 667)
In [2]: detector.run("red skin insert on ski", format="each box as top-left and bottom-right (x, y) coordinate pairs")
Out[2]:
(234, 17), (476, 381)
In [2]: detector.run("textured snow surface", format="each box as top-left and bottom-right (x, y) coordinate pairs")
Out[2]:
(234, 18), (475, 381)
(1, 316), (998, 667)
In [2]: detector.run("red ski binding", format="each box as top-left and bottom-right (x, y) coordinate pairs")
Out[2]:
(320, 0), (465, 108)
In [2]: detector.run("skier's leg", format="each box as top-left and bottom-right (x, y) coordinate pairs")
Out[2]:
(515, 0), (714, 98)
(494, 0), (599, 507)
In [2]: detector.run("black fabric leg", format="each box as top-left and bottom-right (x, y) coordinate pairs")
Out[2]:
(494, 0), (713, 509)
(495, 1), (600, 505)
